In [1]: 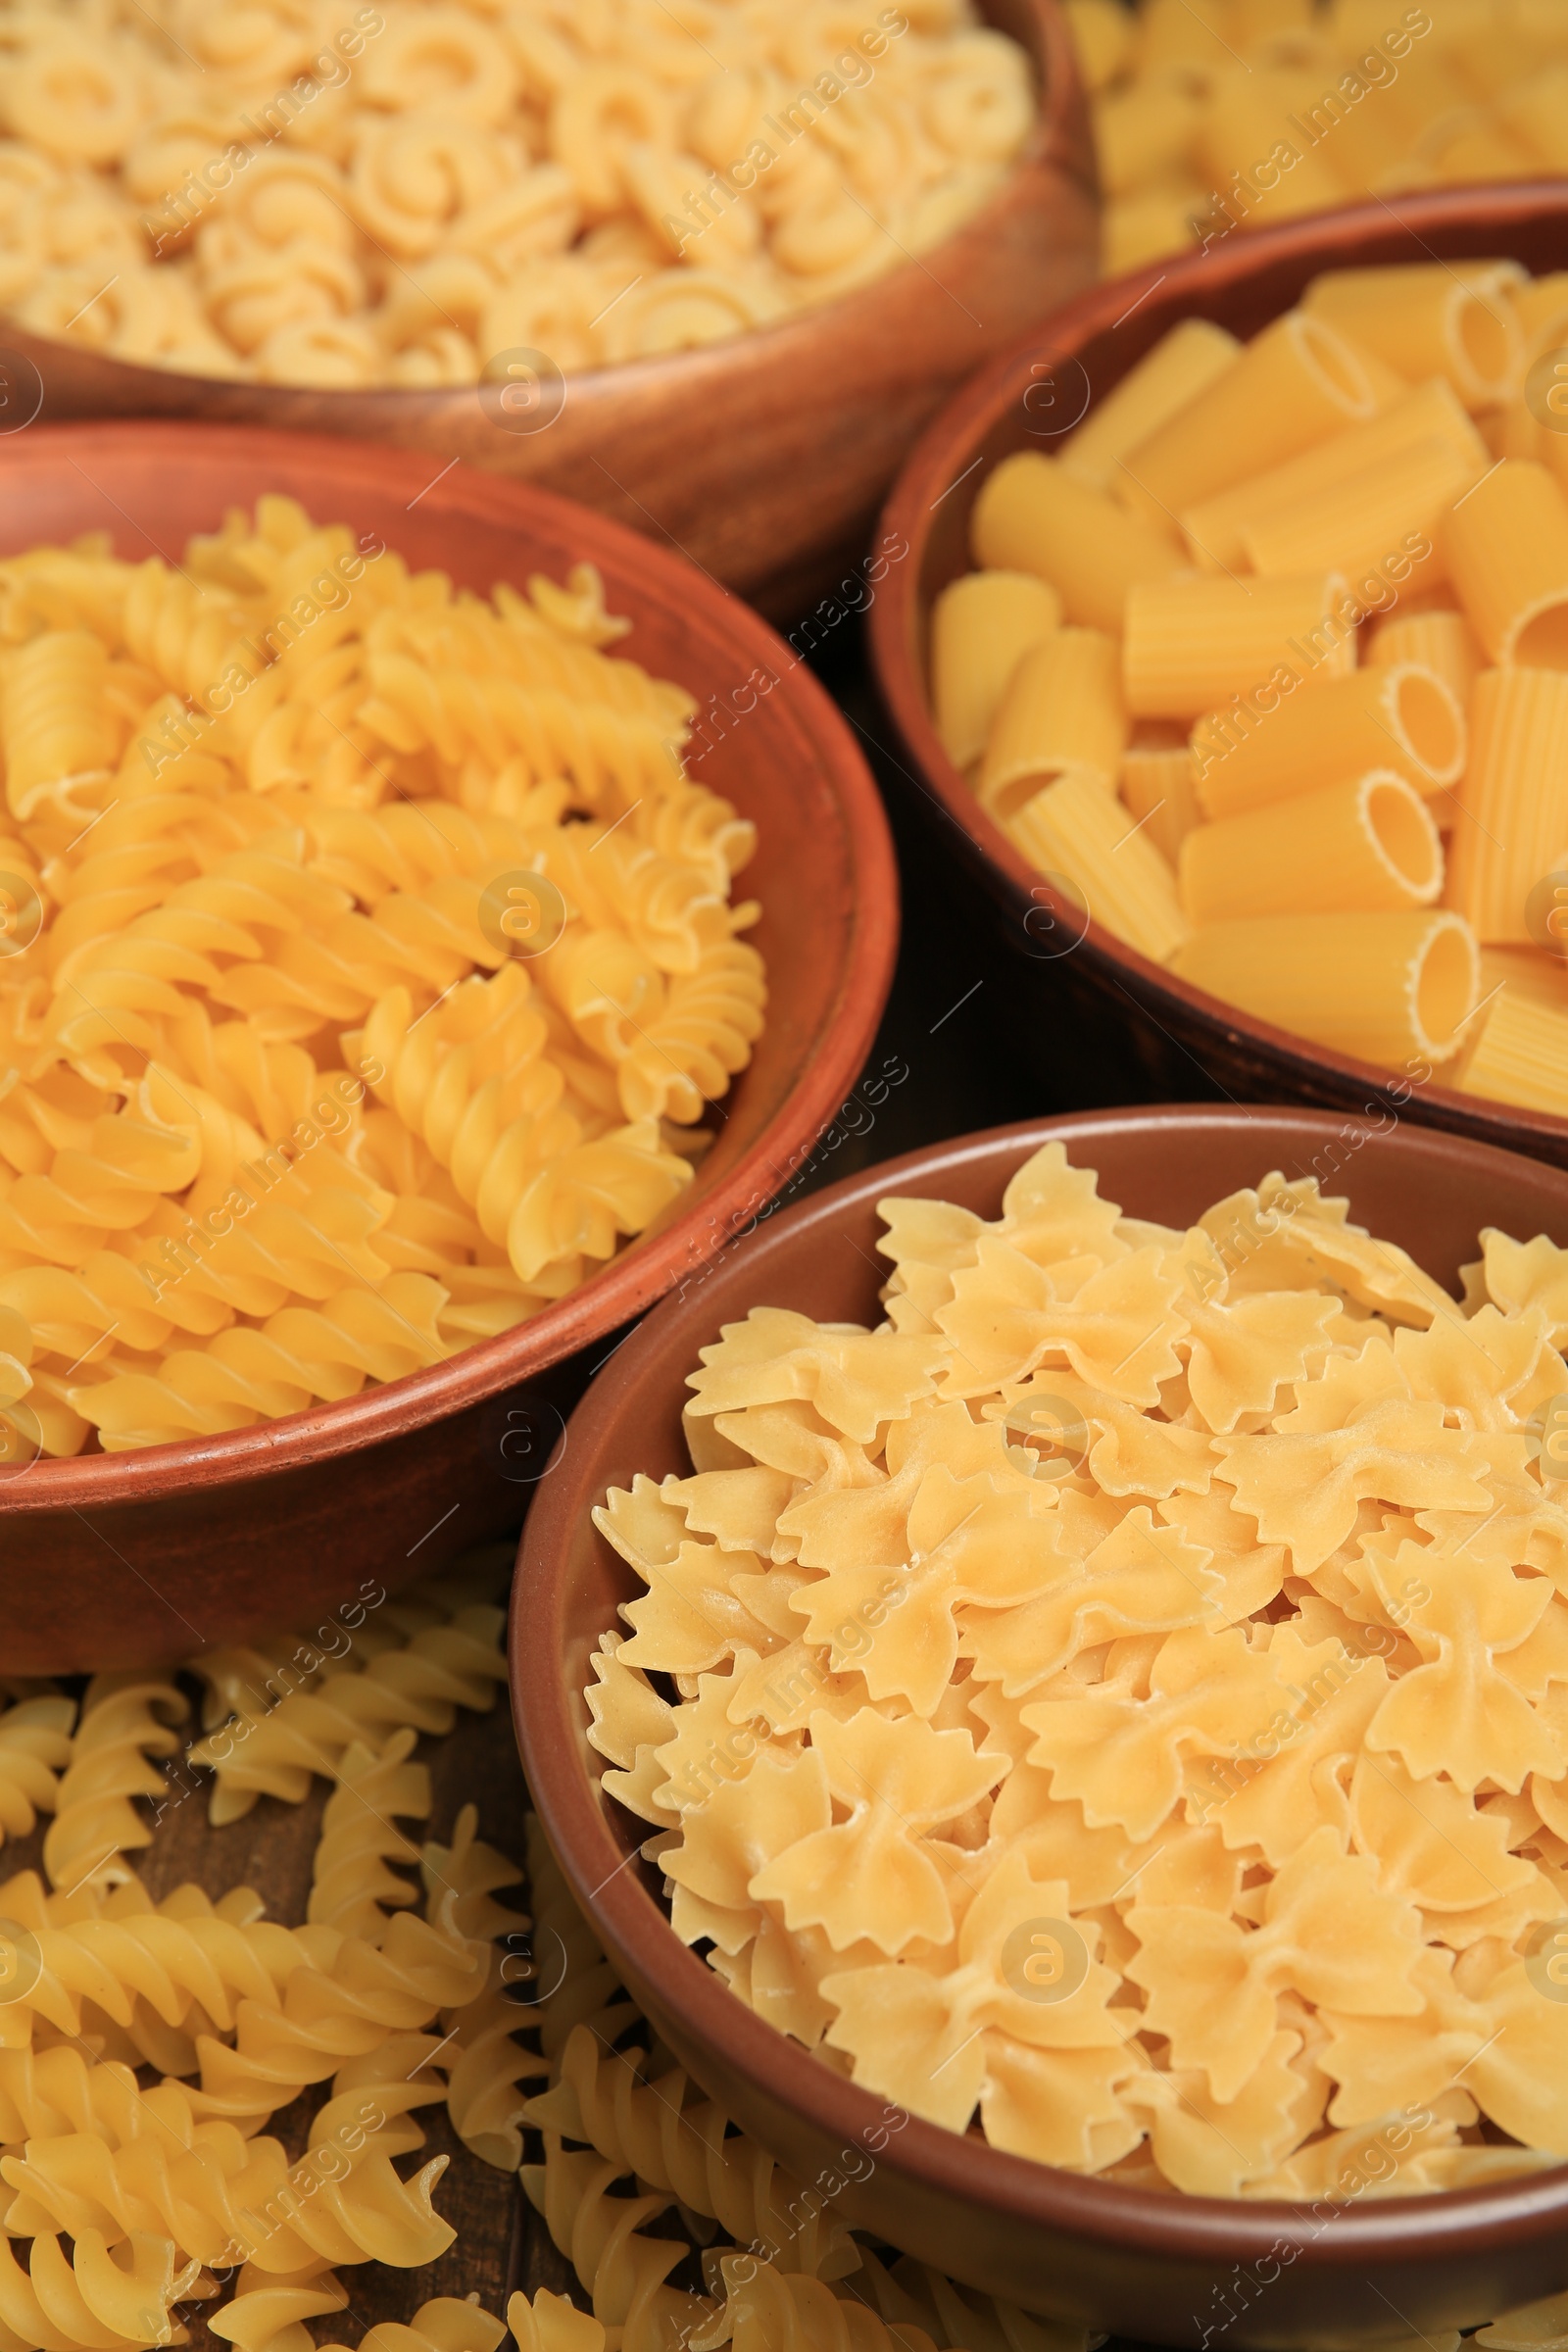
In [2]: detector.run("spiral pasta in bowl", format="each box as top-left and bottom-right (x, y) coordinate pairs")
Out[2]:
(515, 1105), (1568, 2342)
(0, 419), (895, 1671)
(870, 185), (1568, 1168)
(0, 0), (1097, 612)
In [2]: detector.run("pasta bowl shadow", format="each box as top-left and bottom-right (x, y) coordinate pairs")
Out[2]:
(0, 420), (897, 1674)
(514, 1105), (1568, 2349)
(0, 0), (1097, 626)
(866, 184), (1568, 1162)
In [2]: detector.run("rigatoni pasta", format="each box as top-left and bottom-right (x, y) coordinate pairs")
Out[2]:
(1170, 908), (1479, 1067)
(978, 627), (1126, 817)
(1070, 3), (1568, 280)
(930, 569), (1060, 770)
(971, 454), (1179, 636)
(931, 255), (1568, 1123)
(1123, 572), (1352, 720)
(1193, 662), (1465, 817)
(1179, 769), (1443, 924)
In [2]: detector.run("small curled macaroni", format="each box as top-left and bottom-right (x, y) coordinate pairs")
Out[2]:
(0, 0), (1036, 384)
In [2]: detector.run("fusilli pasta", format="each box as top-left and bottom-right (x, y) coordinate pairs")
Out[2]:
(0, 499), (764, 1452)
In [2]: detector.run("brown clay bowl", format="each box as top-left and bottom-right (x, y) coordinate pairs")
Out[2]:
(0, 1), (1097, 624)
(514, 1104), (1568, 2349)
(867, 184), (1568, 1163)
(0, 419), (897, 1674)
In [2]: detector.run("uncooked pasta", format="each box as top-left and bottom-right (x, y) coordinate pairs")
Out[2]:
(584, 1140), (1568, 2198)
(0, 0), (1037, 387)
(935, 257), (1568, 1122)
(0, 495), (766, 1456)
(1067, 0), (1568, 278)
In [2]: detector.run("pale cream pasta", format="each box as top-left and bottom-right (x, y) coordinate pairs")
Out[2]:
(1070, 0), (1568, 278)
(584, 1138), (1568, 2197)
(0, 496), (766, 1456)
(0, 0), (1039, 386)
(934, 258), (1568, 1125)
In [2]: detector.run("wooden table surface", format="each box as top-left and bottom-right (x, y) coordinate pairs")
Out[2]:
(4, 1691), (577, 2348)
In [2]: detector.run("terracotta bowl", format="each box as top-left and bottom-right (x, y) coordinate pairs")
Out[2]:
(0, 1), (1097, 623)
(514, 1104), (1568, 2350)
(0, 420), (897, 1674)
(867, 184), (1568, 1163)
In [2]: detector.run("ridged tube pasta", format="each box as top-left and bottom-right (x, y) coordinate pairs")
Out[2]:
(1195, 74), (1353, 225)
(1301, 262), (1526, 413)
(1007, 769), (1190, 962)
(1179, 769), (1444, 925)
(1124, 574), (1352, 721)
(1119, 744), (1200, 867)
(2, 627), (115, 820)
(524, 2024), (858, 2280)
(1370, 611), (1485, 712)
(969, 454), (1178, 634)
(1179, 379), (1490, 574)
(1192, 662), (1466, 817)
(977, 628), (1126, 818)
(1456, 991), (1568, 1113)
(929, 571), (1060, 770)
(1060, 320), (1240, 495)
(1445, 668), (1568, 946)
(1239, 433), (1481, 584)
(1116, 310), (1378, 525)
(1171, 908), (1480, 1066)
(1441, 461), (1568, 669)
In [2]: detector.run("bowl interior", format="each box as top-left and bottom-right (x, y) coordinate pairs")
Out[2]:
(0, 420), (896, 1490)
(515, 1105), (1568, 2337)
(869, 185), (1568, 1163)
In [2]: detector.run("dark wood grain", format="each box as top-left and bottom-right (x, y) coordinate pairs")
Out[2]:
(0, 1696), (542, 2346)
(0, 424), (898, 1674)
(0, 2), (1098, 620)
(867, 183), (1568, 1168)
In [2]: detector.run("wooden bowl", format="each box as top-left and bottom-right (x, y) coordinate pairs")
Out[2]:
(867, 184), (1568, 1162)
(0, 420), (898, 1674)
(0, 1), (1097, 623)
(514, 1104), (1568, 2348)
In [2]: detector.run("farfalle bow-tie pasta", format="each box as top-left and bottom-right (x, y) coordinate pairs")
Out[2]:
(0, 0), (1036, 388)
(0, 495), (765, 1456)
(586, 1140), (1568, 2198)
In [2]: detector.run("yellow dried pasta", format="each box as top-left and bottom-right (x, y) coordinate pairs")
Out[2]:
(585, 1139), (1568, 2199)
(0, 496), (765, 1453)
(940, 258), (1568, 1123)
(0, 0), (1037, 386)
(1070, 1), (1568, 280)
